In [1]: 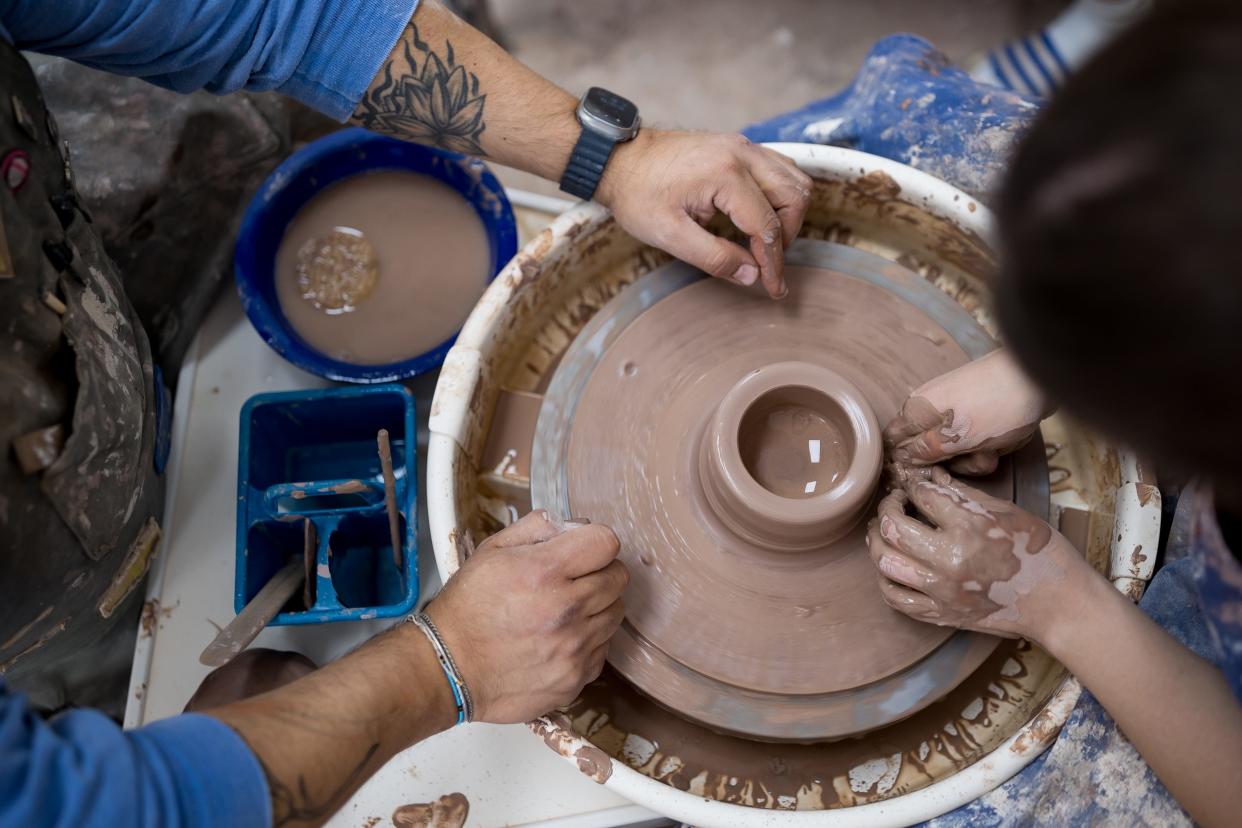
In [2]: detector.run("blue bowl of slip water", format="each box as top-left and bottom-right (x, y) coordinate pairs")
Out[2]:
(235, 128), (518, 383)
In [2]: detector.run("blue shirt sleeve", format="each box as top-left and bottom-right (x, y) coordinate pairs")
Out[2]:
(1, 681), (271, 827)
(0, 0), (419, 121)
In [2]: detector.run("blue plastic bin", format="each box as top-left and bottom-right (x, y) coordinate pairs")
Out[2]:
(235, 385), (418, 624)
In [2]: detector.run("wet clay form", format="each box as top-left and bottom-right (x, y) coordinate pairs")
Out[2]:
(701, 362), (881, 552)
(533, 240), (1046, 742)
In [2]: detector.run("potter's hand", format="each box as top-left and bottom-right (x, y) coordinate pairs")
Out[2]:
(884, 349), (1050, 476)
(596, 130), (813, 299)
(867, 466), (1082, 639)
(424, 510), (627, 723)
(356, 5), (809, 298)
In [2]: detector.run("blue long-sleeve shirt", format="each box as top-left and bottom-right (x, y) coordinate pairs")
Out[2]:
(0, 0), (419, 121)
(1, 1), (418, 824)
(1, 680), (271, 826)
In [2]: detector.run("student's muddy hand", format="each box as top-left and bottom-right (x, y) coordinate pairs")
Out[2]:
(596, 130), (813, 299)
(424, 510), (627, 723)
(884, 349), (1050, 476)
(867, 466), (1086, 640)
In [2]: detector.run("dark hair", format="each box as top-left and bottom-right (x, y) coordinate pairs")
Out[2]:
(996, 0), (1242, 507)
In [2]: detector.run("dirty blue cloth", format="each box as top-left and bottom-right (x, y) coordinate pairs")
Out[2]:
(1194, 495), (1242, 704)
(743, 34), (1042, 202)
(0, 681), (270, 827)
(0, 0), (419, 121)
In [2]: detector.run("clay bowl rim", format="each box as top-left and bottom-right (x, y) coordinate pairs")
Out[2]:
(704, 361), (882, 548)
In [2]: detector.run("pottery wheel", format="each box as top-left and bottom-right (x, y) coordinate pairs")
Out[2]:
(532, 240), (1047, 742)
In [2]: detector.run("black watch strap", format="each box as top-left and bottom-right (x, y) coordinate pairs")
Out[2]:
(559, 127), (617, 201)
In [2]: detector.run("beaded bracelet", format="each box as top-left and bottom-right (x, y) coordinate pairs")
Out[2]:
(408, 612), (474, 725)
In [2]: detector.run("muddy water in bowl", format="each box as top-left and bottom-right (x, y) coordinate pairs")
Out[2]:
(275, 170), (490, 365)
(738, 389), (852, 500)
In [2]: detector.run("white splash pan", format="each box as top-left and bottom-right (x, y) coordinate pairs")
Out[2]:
(426, 144), (1160, 827)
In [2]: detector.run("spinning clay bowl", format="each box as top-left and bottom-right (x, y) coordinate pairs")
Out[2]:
(701, 362), (881, 552)
(427, 144), (1161, 826)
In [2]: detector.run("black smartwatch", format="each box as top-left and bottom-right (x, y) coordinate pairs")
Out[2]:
(559, 87), (641, 201)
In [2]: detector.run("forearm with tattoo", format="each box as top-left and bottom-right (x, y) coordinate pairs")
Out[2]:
(350, 0), (579, 181)
(350, 0), (814, 299)
(257, 741), (378, 826)
(206, 625), (453, 828)
(353, 24), (488, 155)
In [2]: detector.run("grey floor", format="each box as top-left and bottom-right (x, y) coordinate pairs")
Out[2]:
(487, 0), (1065, 194)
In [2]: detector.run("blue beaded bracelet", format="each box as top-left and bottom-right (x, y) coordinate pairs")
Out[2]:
(409, 613), (473, 725)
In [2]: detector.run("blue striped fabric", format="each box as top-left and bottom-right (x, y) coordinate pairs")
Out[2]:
(1040, 30), (1073, 75)
(987, 32), (1070, 98)
(1003, 42), (1038, 95)
(1021, 38), (1059, 92)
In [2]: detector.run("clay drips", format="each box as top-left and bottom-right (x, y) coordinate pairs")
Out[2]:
(391, 792), (469, 828)
(530, 712), (614, 784)
(559, 640), (1042, 810)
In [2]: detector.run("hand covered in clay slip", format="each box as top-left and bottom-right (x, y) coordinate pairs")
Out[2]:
(885, 349), (1051, 476)
(424, 510), (627, 723)
(867, 466), (1084, 640)
(596, 130), (813, 299)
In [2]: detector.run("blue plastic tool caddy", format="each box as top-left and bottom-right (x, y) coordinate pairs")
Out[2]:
(235, 384), (418, 624)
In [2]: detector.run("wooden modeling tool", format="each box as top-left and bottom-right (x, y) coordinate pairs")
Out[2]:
(377, 429), (403, 570)
(200, 555), (304, 667)
(302, 517), (317, 611)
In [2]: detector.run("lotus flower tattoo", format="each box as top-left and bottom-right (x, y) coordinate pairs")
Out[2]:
(356, 27), (487, 156)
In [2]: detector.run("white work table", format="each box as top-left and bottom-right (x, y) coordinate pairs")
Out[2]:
(124, 200), (666, 828)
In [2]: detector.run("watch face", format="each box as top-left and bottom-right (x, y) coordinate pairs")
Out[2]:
(582, 87), (639, 131)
